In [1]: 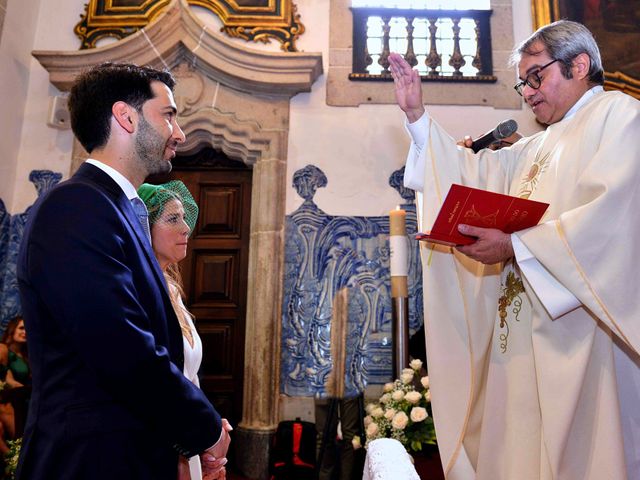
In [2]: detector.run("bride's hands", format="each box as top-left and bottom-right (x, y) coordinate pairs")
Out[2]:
(204, 466), (226, 480)
(177, 455), (191, 480)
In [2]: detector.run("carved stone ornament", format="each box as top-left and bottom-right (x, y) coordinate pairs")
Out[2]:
(34, 0), (322, 97)
(74, 0), (306, 52)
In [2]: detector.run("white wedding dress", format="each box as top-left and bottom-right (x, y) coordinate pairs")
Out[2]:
(176, 292), (204, 480)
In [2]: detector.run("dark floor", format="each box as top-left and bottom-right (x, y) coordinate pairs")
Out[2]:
(227, 468), (252, 480)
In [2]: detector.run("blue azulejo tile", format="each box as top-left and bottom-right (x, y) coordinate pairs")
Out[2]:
(0, 170), (62, 333)
(281, 165), (423, 398)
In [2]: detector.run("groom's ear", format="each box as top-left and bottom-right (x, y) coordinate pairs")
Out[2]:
(112, 101), (136, 134)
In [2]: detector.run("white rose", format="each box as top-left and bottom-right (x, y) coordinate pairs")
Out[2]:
(391, 411), (409, 430)
(352, 435), (362, 450)
(410, 359), (423, 371)
(391, 390), (405, 401)
(421, 376), (430, 389)
(401, 372), (414, 384)
(425, 390), (432, 402)
(405, 391), (422, 404)
(364, 415), (372, 427)
(410, 406), (428, 422)
(380, 393), (392, 404)
(384, 408), (396, 420)
(383, 382), (394, 393)
(365, 403), (376, 414)
(372, 407), (384, 418)
(402, 368), (415, 377)
(366, 421), (379, 437)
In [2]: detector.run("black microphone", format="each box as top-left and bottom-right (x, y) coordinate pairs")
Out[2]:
(471, 119), (518, 153)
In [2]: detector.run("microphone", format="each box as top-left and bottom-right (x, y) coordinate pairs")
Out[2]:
(471, 119), (518, 153)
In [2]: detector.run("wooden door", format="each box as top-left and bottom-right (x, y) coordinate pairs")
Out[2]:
(164, 152), (252, 426)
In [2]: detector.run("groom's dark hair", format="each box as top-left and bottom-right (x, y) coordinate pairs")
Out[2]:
(68, 62), (176, 153)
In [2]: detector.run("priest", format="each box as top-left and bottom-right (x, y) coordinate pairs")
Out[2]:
(389, 20), (640, 480)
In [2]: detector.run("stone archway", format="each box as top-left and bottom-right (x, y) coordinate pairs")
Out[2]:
(33, 1), (322, 477)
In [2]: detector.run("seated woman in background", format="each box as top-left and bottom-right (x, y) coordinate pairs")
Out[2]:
(0, 316), (31, 446)
(138, 180), (228, 480)
(0, 317), (30, 389)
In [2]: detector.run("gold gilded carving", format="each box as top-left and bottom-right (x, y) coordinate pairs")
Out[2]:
(604, 72), (640, 100)
(74, 0), (170, 48)
(532, 0), (640, 100)
(74, 0), (305, 52)
(220, 2), (305, 52)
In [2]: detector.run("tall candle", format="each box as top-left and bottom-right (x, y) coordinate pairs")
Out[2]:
(389, 207), (408, 298)
(389, 206), (406, 236)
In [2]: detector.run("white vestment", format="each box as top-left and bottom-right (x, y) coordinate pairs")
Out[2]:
(404, 89), (640, 480)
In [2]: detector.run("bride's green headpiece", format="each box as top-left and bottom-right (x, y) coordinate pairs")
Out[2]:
(137, 180), (199, 234)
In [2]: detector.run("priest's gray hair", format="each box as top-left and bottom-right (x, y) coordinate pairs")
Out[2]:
(510, 20), (604, 86)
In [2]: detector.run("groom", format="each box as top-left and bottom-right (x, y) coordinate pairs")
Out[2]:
(17, 63), (230, 479)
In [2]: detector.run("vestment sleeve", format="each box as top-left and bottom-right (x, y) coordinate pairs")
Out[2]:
(512, 233), (580, 318)
(403, 112), (429, 191)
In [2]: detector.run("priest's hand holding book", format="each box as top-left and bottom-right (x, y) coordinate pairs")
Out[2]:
(454, 224), (515, 265)
(452, 134), (526, 264)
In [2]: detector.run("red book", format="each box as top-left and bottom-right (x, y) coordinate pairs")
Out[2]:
(416, 184), (549, 246)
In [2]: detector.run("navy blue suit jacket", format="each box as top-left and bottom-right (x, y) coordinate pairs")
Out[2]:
(16, 163), (222, 479)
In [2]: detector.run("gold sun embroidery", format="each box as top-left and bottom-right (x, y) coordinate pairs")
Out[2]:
(518, 151), (551, 199)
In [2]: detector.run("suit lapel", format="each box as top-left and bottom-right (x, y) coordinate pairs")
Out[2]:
(73, 163), (169, 295)
(72, 164), (184, 364)
(117, 195), (168, 291)
(117, 194), (185, 363)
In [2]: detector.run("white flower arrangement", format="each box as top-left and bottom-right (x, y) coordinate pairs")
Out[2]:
(410, 359), (423, 370)
(361, 359), (437, 453)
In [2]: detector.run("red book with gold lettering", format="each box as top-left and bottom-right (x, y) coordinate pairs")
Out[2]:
(416, 184), (549, 246)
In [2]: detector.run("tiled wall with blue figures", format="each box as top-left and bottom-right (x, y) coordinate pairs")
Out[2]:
(281, 165), (423, 399)
(0, 171), (62, 334)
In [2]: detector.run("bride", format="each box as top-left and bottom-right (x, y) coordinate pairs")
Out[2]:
(139, 180), (228, 480)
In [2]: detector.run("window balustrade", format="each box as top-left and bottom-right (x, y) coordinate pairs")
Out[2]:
(350, 8), (495, 82)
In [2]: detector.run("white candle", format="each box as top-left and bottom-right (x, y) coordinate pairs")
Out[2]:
(389, 207), (408, 297)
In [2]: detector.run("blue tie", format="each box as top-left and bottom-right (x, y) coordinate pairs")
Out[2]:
(130, 197), (152, 244)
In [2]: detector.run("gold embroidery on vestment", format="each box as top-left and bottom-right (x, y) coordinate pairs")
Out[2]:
(498, 270), (525, 353)
(518, 151), (551, 199)
(498, 139), (547, 352)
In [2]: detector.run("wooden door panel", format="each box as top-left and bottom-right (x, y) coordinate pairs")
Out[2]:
(165, 156), (252, 426)
(191, 250), (240, 308)
(199, 323), (234, 377)
(198, 184), (246, 237)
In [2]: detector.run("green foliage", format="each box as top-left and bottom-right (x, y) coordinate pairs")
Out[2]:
(4, 438), (22, 480)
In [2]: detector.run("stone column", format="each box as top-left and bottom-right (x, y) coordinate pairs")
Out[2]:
(235, 156), (286, 479)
